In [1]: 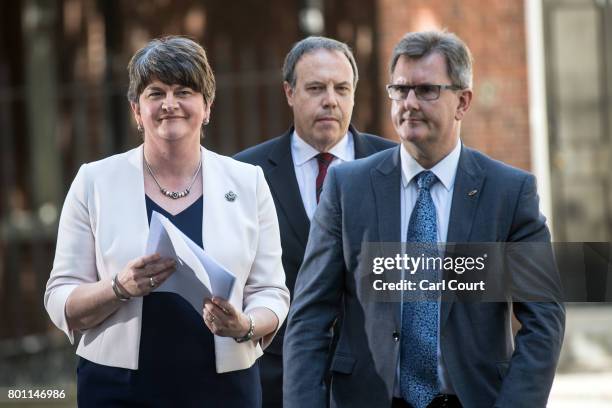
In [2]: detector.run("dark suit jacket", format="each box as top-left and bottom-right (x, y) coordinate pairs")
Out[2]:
(234, 125), (396, 354)
(283, 145), (565, 408)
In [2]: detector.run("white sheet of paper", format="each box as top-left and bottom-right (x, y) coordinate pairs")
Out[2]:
(145, 211), (236, 312)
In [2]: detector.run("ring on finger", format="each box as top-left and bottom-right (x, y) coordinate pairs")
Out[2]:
(209, 314), (216, 323)
(150, 276), (157, 288)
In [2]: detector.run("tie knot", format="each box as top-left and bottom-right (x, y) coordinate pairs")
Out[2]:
(416, 170), (437, 190)
(316, 152), (335, 167)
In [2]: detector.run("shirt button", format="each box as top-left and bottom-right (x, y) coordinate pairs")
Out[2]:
(392, 331), (400, 342)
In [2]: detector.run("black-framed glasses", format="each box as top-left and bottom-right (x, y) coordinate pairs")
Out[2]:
(385, 84), (463, 101)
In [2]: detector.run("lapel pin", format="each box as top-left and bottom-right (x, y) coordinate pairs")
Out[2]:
(225, 191), (237, 202)
(468, 189), (478, 197)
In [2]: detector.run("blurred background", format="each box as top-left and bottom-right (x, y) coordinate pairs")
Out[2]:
(1, 0), (611, 406)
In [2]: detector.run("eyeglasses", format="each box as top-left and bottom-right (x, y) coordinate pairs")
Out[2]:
(385, 84), (463, 101)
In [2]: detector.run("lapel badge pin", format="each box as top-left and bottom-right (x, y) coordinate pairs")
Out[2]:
(225, 191), (237, 202)
(468, 189), (478, 197)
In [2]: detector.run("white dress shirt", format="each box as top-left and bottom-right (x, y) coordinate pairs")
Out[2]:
(395, 139), (462, 396)
(291, 130), (355, 220)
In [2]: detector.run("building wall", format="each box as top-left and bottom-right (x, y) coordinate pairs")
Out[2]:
(376, 0), (531, 171)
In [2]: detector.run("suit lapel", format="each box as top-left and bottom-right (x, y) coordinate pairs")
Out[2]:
(441, 146), (485, 329)
(266, 126), (382, 247)
(371, 147), (402, 242)
(107, 145), (150, 270)
(266, 130), (311, 248)
(371, 147), (403, 327)
(447, 147), (484, 243)
(351, 125), (377, 159)
(200, 148), (244, 274)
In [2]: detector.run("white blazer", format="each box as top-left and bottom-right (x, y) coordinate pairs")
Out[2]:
(44, 145), (289, 373)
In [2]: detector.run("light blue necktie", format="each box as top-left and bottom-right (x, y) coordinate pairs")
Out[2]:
(400, 170), (440, 408)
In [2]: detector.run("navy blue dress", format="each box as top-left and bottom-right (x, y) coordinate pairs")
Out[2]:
(77, 196), (261, 407)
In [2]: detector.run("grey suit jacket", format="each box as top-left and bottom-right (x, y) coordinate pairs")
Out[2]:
(235, 126), (395, 355)
(283, 145), (565, 408)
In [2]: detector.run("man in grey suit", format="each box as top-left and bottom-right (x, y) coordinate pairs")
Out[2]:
(235, 37), (395, 408)
(283, 31), (565, 408)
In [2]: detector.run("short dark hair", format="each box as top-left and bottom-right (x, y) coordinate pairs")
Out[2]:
(389, 31), (473, 89)
(282, 36), (358, 88)
(127, 36), (215, 104)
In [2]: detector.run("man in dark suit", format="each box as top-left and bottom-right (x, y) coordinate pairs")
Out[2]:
(283, 31), (565, 408)
(235, 36), (395, 408)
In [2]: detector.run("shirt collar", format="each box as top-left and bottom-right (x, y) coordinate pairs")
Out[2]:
(400, 139), (461, 191)
(291, 130), (353, 166)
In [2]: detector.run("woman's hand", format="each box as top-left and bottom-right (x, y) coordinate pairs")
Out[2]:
(65, 253), (175, 331)
(116, 253), (176, 297)
(203, 297), (250, 338)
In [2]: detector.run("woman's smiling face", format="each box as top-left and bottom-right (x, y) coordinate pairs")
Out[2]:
(132, 79), (209, 143)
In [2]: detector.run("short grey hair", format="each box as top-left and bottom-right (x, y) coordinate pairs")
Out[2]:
(282, 36), (359, 88)
(389, 31), (473, 89)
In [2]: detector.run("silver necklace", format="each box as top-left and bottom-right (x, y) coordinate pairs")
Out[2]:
(144, 153), (202, 199)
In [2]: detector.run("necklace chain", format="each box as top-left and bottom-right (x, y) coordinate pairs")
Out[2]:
(144, 152), (202, 200)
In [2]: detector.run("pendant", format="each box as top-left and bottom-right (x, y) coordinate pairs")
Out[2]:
(161, 188), (190, 199)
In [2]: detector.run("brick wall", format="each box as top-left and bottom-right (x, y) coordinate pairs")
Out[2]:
(376, 0), (531, 170)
